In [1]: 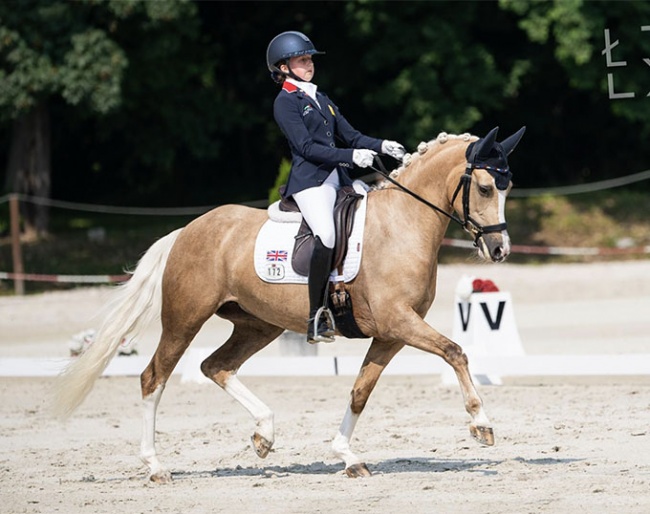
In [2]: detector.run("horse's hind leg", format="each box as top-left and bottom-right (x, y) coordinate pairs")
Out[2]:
(140, 291), (220, 482)
(201, 304), (284, 459)
(332, 338), (404, 477)
(140, 325), (204, 482)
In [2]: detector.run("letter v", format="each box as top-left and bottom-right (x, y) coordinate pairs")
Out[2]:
(458, 302), (471, 331)
(480, 301), (506, 330)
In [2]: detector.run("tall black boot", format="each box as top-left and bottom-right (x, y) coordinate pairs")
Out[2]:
(307, 236), (335, 343)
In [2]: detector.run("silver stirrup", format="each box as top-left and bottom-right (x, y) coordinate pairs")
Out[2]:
(309, 306), (336, 343)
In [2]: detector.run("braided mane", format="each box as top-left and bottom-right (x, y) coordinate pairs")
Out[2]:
(373, 132), (478, 190)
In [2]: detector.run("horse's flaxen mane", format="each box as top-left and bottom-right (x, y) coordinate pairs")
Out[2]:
(373, 132), (478, 190)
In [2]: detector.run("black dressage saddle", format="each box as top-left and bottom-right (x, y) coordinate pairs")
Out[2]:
(278, 185), (363, 277)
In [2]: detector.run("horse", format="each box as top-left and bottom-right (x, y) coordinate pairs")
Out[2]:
(53, 126), (525, 482)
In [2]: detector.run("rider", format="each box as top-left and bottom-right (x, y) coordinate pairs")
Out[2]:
(267, 30), (406, 343)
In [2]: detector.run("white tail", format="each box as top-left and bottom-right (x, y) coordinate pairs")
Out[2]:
(51, 228), (182, 419)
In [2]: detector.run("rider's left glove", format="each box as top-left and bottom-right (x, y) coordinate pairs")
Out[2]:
(381, 140), (406, 160)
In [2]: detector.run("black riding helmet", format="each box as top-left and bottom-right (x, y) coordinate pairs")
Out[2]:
(266, 31), (324, 83)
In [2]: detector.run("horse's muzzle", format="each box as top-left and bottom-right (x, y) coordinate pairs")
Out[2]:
(478, 232), (511, 263)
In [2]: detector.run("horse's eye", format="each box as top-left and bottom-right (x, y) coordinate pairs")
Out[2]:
(478, 185), (492, 196)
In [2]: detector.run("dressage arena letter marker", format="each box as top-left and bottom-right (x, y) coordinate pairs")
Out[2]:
(456, 299), (507, 333)
(446, 289), (525, 386)
(452, 291), (524, 357)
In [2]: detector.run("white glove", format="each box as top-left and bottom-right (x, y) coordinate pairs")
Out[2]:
(352, 149), (377, 168)
(381, 140), (406, 160)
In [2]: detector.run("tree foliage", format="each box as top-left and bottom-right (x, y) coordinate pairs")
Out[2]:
(0, 1), (132, 118)
(502, 0), (650, 124)
(1, 0), (648, 219)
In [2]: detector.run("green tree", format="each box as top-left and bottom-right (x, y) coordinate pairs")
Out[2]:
(3, 0), (648, 217)
(331, 1), (525, 147)
(501, 0), (650, 119)
(0, 0), (198, 235)
(497, 0), (650, 185)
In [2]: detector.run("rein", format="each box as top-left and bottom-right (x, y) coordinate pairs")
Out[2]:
(370, 156), (507, 246)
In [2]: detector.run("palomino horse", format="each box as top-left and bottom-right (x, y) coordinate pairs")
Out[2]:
(53, 127), (525, 482)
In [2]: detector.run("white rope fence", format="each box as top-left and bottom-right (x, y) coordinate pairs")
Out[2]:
(0, 193), (267, 214)
(509, 169), (650, 197)
(1, 168), (649, 214)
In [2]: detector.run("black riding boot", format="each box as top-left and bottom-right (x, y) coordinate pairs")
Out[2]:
(307, 236), (335, 343)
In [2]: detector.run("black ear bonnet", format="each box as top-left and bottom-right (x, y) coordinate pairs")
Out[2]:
(465, 126), (526, 190)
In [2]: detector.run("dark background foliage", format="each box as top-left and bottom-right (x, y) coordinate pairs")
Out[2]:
(1, 0), (649, 208)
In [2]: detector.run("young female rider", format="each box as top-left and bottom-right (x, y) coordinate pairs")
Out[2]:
(267, 31), (405, 343)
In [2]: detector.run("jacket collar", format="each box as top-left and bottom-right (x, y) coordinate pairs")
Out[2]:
(282, 79), (323, 111)
(289, 78), (318, 102)
(282, 81), (299, 93)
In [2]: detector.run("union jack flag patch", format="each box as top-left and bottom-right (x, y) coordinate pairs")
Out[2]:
(266, 250), (288, 262)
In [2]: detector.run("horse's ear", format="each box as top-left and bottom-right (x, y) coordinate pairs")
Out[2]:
(476, 127), (499, 158)
(500, 126), (526, 155)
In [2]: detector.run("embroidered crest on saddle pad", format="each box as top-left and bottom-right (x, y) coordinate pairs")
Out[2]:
(254, 181), (368, 284)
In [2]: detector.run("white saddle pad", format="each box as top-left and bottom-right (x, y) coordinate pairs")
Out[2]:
(254, 181), (368, 284)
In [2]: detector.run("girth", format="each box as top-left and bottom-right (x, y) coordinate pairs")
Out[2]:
(279, 185), (363, 276)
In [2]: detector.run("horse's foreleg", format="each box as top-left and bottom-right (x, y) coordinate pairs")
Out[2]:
(437, 340), (493, 445)
(448, 347), (494, 446)
(398, 311), (494, 446)
(200, 315), (284, 459)
(332, 339), (404, 477)
(333, 404), (365, 476)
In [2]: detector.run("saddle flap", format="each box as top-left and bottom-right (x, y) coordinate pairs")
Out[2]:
(292, 221), (314, 276)
(332, 187), (363, 272)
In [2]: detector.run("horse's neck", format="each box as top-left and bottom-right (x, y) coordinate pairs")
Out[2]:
(398, 141), (466, 225)
(372, 143), (466, 260)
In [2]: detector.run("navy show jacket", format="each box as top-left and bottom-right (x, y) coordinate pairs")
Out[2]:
(273, 81), (384, 198)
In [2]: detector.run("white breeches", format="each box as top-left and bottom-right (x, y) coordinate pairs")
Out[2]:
(292, 171), (339, 249)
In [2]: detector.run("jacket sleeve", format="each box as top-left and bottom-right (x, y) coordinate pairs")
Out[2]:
(274, 93), (354, 167)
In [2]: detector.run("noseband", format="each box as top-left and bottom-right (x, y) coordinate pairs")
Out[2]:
(371, 157), (507, 247)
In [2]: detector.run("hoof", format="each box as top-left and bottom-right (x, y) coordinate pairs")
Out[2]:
(251, 432), (273, 459)
(149, 470), (173, 484)
(470, 424), (495, 446)
(345, 462), (372, 478)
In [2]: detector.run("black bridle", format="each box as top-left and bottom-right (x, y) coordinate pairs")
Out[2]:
(370, 156), (507, 247)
